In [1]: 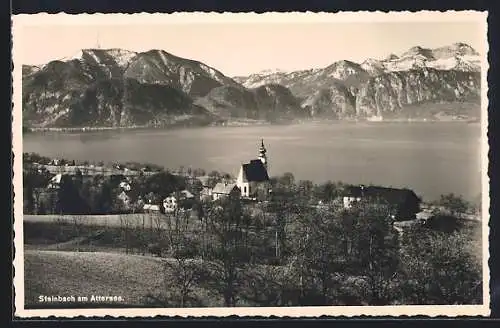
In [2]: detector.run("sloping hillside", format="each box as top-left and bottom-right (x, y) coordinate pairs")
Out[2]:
(23, 75), (214, 128)
(22, 48), (303, 128)
(195, 83), (306, 121)
(123, 49), (240, 97)
(22, 42), (483, 127)
(25, 250), (166, 307)
(24, 250), (225, 308)
(234, 43), (482, 120)
(355, 68), (481, 118)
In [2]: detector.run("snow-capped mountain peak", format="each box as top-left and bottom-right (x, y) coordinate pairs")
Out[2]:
(55, 48), (140, 74)
(103, 49), (138, 68)
(361, 58), (386, 76)
(257, 68), (288, 75)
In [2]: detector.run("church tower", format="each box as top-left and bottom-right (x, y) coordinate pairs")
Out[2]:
(258, 139), (268, 172)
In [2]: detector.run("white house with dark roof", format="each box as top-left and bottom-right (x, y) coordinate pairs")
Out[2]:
(212, 182), (241, 201)
(47, 173), (63, 189)
(163, 190), (196, 213)
(341, 184), (422, 221)
(236, 139), (271, 199)
(119, 180), (131, 191)
(143, 204), (161, 213)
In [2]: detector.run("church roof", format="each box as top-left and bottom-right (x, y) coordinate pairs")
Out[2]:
(241, 160), (270, 182)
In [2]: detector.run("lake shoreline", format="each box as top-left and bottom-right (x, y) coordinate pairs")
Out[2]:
(23, 117), (480, 134)
(22, 122), (481, 202)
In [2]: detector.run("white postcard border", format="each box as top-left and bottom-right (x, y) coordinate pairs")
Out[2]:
(12, 10), (491, 318)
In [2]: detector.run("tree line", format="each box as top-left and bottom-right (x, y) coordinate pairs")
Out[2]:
(23, 166), (189, 215)
(147, 193), (482, 307)
(23, 190), (481, 307)
(22, 153), (482, 307)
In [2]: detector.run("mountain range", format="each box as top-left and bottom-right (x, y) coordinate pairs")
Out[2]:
(22, 42), (482, 129)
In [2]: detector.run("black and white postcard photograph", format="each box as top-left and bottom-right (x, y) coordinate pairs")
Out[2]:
(12, 11), (490, 318)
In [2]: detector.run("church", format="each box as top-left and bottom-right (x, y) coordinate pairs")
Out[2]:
(236, 139), (271, 200)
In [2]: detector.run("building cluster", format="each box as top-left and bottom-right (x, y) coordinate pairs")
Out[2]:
(37, 139), (273, 215)
(144, 139), (273, 214)
(341, 184), (422, 221)
(33, 139), (426, 222)
(198, 139), (272, 203)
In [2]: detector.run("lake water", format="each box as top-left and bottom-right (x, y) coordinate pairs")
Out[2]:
(22, 122), (483, 202)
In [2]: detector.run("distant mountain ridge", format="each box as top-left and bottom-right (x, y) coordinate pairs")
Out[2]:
(234, 42), (481, 120)
(22, 42), (482, 128)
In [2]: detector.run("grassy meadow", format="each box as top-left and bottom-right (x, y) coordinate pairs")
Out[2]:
(24, 249), (225, 308)
(23, 200), (483, 308)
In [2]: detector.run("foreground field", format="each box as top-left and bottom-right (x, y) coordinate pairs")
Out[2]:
(24, 213), (200, 229)
(23, 204), (483, 308)
(24, 250), (220, 308)
(24, 214), (167, 228)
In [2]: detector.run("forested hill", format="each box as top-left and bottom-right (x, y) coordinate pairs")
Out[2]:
(22, 43), (481, 128)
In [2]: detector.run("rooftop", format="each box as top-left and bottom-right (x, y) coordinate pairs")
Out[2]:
(241, 160), (269, 182)
(143, 204), (160, 211)
(166, 189), (195, 199)
(213, 182), (240, 195)
(343, 185), (421, 204)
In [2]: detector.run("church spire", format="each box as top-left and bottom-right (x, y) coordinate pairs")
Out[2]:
(259, 139), (266, 154)
(258, 139), (268, 171)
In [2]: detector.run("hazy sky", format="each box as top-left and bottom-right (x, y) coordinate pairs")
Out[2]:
(16, 14), (486, 76)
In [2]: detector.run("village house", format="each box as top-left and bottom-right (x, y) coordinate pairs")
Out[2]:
(212, 182), (241, 201)
(200, 188), (213, 202)
(117, 190), (131, 210)
(143, 203), (161, 213)
(342, 185), (422, 221)
(163, 196), (176, 213)
(182, 175), (207, 200)
(163, 190), (195, 213)
(144, 192), (160, 205)
(113, 163), (125, 171)
(236, 139), (271, 200)
(416, 208), (433, 222)
(194, 175), (219, 202)
(119, 180), (132, 192)
(47, 173), (63, 189)
(50, 158), (62, 166)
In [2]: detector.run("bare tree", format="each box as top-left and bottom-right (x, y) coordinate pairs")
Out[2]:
(437, 193), (470, 217)
(152, 212), (164, 241)
(399, 225), (482, 305)
(72, 216), (83, 252)
(162, 207), (201, 307)
(202, 197), (251, 307)
(342, 200), (401, 305)
(119, 214), (132, 254)
(131, 214), (148, 255)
